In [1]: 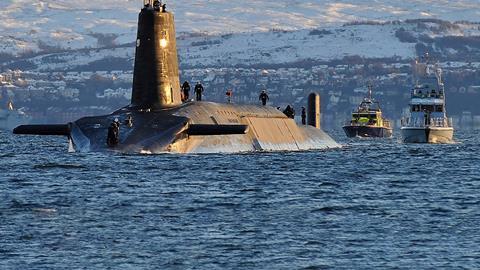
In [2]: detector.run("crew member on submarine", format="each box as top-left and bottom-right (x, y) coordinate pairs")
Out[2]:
(107, 119), (120, 147)
(226, 89), (233, 103)
(194, 82), (204, 101)
(283, 105), (295, 119)
(13, 0), (339, 153)
(181, 81), (190, 102)
(259, 90), (269, 106)
(301, 107), (307, 125)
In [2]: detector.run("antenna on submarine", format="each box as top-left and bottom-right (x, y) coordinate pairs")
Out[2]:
(143, 0), (167, 12)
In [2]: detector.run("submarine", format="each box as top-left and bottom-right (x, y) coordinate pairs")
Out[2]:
(14, 1), (339, 154)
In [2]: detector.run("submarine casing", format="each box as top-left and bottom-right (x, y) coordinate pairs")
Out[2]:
(14, 4), (339, 153)
(67, 101), (338, 153)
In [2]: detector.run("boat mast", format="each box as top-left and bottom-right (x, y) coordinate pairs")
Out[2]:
(367, 82), (373, 101)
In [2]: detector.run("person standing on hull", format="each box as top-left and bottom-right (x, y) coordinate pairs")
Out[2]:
(181, 81), (191, 102)
(107, 118), (120, 147)
(194, 82), (204, 101)
(283, 105), (295, 119)
(226, 89), (233, 103)
(301, 107), (306, 125)
(259, 90), (269, 106)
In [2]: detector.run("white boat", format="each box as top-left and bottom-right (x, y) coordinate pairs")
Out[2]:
(0, 101), (31, 131)
(401, 54), (454, 143)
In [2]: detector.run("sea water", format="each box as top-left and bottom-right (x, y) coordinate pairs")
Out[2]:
(1, 130), (479, 269)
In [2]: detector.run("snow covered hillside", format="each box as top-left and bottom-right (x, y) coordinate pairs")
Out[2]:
(5, 19), (480, 71)
(180, 24), (417, 67)
(1, 0), (479, 56)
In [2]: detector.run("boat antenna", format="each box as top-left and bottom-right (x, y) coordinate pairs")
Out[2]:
(423, 52), (430, 64)
(367, 82), (373, 100)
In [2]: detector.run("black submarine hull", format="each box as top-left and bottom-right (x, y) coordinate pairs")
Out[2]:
(65, 102), (338, 153)
(15, 102), (339, 153)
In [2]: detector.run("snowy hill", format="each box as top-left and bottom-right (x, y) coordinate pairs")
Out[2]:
(4, 19), (480, 71)
(1, 0), (480, 57)
(180, 24), (416, 67)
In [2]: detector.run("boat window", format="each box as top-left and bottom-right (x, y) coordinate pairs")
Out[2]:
(421, 105), (434, 112)
(435, 105), (443, 112)
(412, 105), (420, 112)
(357, 113), (376, 118)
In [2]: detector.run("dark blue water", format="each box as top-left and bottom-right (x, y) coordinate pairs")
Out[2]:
(1, 130), (479, 269)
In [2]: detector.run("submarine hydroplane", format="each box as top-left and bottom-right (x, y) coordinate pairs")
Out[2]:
(14, 1), (339, 153)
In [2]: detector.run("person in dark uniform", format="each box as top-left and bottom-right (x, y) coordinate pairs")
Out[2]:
(259, 90), (269, 106)
(194, 82), (204, 101)
(301, 107), (307, 125)
(107, 119), (120, 147)
(181, 81), (191, 102)
(283, 105), (295, 119)
(226, 89), (233, 103)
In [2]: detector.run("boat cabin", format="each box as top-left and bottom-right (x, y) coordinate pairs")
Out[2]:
(349, 98), (389, 128)
(408, 80), (447, 125)
(350, 111), (383, 127)
(405, 64), (450, 128)
(343, 84), (393, 138)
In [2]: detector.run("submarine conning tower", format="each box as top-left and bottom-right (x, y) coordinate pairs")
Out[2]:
(131, 0), (182, 109)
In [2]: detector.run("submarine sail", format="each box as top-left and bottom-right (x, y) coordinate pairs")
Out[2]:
(14, 1), (339, 153)
(131, 5), (181, 109)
